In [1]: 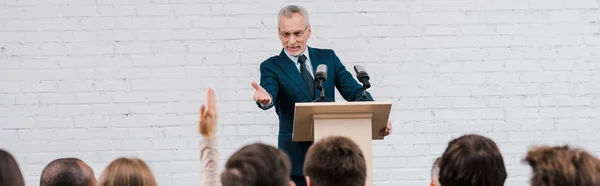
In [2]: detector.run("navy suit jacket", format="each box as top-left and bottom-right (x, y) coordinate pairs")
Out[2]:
(256, 46), (373, 176)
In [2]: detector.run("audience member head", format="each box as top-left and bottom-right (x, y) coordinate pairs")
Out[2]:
(524, 145), (600, 186)
(97, 157), (156, 186)
(303, 136), (366, 186)
(221, 143), (294, 186)
(0, 149), (25, 186)
(430, 157), (441, 186)
(439, 134), (507, 186)
(40, 158), (96, 186)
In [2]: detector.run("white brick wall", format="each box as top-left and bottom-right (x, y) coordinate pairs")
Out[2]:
(1, 0), (600, 185)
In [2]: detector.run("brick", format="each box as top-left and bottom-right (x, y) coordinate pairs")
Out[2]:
(574, 83), (600, 94)
(0, 95), (16, 105)
(18, 129), (56, 140)
(359, 26), (424, 37)
(42, 19), (79, 31)
(56, 81), (94, 92)
(136, 5), (173, 16)
(136, 29), (172, 41)
(25, 7), (62, 18)
(22, 106), (56, 116)
(0, 58), (22, 69)
(504, 84), (541, 95)
(4, 20), (44, 31)
(97, 6), (136, 17)
(112, 139), (153, 151)
(0, 7), (26, 18)
(77, 93), (112, 104)
(435, 109), (504, 120)
(173, 4), (210, 15)
(37, 118), (75, 128)
(461, 25), (495, 35)
(0, 117), (36, 129)
(541, 96), (591, 106)
(97, 0), (149, 5)
(129, 127), (164, 138)
(0, 32), (26, 42)
(61, 6), (98, 17)
(410, 11), (478, 25)
(80, 18), (116, 30)
(530, 0), (597, 9)
(433, 85), (471, 97)
(91, 104), (129, 115)
(39, 94), (76, 104)
(406, 36), (478, 49)
(94, 80), (130, 91)
(0, 82), (21, 93)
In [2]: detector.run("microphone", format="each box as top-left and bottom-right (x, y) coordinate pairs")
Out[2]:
(311, 64), (333, 102)
(315, 64), (327, 91)
(353, 65), (371, 89)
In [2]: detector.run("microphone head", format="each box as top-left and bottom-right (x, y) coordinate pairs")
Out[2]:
(354, 65), (369, 80)
(354, 65), (366, 74)
(315, 64), (327, 80)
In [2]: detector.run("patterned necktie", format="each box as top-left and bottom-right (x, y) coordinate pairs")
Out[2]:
(298, 54), (315, 99)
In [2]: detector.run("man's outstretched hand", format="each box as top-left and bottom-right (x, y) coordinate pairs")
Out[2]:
(252, 82), (271, 105)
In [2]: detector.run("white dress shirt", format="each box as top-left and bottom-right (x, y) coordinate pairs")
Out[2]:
(284, 48), (314, 78)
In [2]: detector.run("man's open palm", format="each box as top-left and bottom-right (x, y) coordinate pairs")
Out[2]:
(252, 82), (271, 105)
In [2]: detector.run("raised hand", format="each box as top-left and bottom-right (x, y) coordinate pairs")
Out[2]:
(199, 87), (217, 138)
(252, 82), (271, 105)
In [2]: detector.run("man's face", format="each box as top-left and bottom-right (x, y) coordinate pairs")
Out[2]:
(278, 13), (311, 57)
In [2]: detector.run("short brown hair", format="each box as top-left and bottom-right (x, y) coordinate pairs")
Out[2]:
(524, 145), (600, 186)
(221, 143), (292, 186)
(439, 134), (507, 186)
(0, 149), (25, 186)
(41, 158), (95, 186)
(303, 136), (366, 186)
(97, 157), (156, 186)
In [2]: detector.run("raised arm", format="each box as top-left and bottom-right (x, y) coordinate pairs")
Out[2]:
(199, 87), (222, 186)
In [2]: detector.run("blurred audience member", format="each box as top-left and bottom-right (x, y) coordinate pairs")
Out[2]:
(40, 158), (96, 186)
(439, 134), (507, 186)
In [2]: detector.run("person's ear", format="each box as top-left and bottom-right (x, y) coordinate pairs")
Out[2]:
(289, 180), (296, 186)
(305, 176), (311, 186)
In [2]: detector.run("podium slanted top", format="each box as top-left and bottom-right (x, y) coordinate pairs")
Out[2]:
(292, 101), (392, 142)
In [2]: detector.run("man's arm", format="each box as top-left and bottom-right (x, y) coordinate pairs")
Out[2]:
(255, 61), (279, 110)
(332, 50), (373, 101)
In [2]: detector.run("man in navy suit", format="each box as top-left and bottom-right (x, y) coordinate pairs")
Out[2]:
(252, 5), (392, 186)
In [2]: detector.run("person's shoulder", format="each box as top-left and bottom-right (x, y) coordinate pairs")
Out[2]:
(309, 47), (335, 54)
(259, 54), (279, 69)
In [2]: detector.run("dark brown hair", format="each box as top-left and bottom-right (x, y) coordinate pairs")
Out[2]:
(221, 143), (291, 186)
(97, 157), (156, 186)
(303, 136), (366, 186)
(524, 145), (600, 186)
(0, 149), (25, 186)
(40, 158), (95, 186)
(439, 134), (507, 186)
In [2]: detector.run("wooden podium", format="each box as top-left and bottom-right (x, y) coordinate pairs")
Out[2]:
(292, 101), (392, 186)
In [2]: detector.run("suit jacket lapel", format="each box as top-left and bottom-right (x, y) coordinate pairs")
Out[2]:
(276, 49), (313, 101)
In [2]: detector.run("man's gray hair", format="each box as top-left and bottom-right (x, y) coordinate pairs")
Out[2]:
(278, 5), (310, 25)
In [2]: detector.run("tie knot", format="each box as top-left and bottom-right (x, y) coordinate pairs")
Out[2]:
(298, 54), (307, 64)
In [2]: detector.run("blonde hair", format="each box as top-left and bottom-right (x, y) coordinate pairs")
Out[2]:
(97, 157), (157, 186)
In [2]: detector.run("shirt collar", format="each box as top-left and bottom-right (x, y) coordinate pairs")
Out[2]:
(284, 47), (310, 64)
